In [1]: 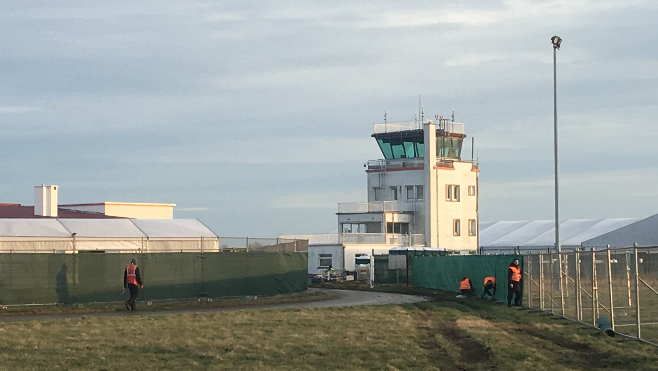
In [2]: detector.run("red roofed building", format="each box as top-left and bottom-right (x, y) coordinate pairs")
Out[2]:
(1, 185), (176, 219)
(0, 203), (117, 219)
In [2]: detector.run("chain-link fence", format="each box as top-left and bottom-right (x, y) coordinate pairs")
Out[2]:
(524, 247), (658, 345)
(218, 237), (308, 252)
(374, 255), (408, 284)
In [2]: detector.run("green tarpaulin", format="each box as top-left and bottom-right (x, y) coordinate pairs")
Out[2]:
(411, 254), (523, 303)
(0, 252), (308, 305)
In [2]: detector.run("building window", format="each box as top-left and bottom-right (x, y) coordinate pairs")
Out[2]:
(446, 185), (460, 201)
(387, 222), (409, 234)
(453, 219), (461, 236)
(469, 219), (477, 236)
(468, 185), (476, 196)
(319, 254), (332, 268)
(373, 187), (382, 201)
(406, 186), (414, 200)
(342, 223), (366, 233)
(390, 186), (398, 201)
(416, 185), (424, 200)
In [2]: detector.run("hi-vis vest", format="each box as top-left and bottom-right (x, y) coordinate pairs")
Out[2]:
(484, 276), (496, 285)
(126, 264), (138, 285)
(459, 278), (471, 290)
(509, 266), (521, 282)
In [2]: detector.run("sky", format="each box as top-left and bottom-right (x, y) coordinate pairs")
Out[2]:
(1, 0), (658, 237)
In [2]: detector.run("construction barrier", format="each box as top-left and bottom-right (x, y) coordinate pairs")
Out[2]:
(411, 254), (523, 303)
(0, 252), (308, 305)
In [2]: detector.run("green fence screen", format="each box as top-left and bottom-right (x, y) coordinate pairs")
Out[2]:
(411, 254), (523, 303)
(0, 252), (308, 305)
(374, 255), (407, 284)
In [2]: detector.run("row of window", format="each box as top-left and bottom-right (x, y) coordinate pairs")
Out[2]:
(374, 136), (464, 160)
(454, 219), (477, 236)
(446, 185), (476, 202)
(374, 184), (476, 202)
(341, 222), (411, 234)
(373, 185), (424, 201)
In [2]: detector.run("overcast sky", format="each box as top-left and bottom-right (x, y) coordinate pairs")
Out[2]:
(1, 0), (657, 237)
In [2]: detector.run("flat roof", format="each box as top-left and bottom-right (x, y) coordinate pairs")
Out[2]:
(60, 202), (176, 207)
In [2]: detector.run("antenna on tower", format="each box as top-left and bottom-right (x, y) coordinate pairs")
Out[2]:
(418, 95), (422, 129)
(451, 110), (455, 123)
(384, 109), (387, 123)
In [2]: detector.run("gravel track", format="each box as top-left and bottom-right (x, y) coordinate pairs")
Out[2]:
(0, 289), (428, 323)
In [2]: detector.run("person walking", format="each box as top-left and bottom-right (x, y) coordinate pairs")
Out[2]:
(507, 258), (522, 307)
(479, 276), (497, 300)
(458, 277), (473, 298)
(124, 258), (143, 312)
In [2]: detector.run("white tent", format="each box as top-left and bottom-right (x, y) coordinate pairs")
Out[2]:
(582, 214), (658, 248)
(0, 218), (218, 253)
(479, 218), (639, 254)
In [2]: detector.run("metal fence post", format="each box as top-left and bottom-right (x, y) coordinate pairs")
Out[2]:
(606, 247), (615, 330)
(550, 253), (554, 313)
(559, 252), (566, 316)
(634, 247), (641, 339)
(626, 250), (632, 309)
(592, 249), (598, 327)
(528, 255), (533, 308)
(539, 253), (544, 310)
(575, 251), (581, 321)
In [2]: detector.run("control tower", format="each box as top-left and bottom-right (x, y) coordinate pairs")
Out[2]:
(337, 115), (479, 251)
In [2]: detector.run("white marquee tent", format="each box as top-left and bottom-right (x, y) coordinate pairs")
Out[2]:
(582, 213), (658, 249)
(479, 218), (641, 254)
(0, 219), (218, 253)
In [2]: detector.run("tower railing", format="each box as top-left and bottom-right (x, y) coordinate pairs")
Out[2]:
(367, 159), (424, 171)
(373, 120), (465, 135)
(338, 201), (415, 214)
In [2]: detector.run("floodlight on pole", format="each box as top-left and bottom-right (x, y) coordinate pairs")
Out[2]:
(551, 36), (562, 50)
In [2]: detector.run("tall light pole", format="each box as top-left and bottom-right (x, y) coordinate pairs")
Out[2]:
(552, 35), (562, 254)
(552, 35), (565, 317)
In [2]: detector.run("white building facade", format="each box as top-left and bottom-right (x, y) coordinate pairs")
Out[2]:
(283, 115), (480, 274)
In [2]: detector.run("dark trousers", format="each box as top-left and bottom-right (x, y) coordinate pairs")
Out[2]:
(126, 284), (139, 311)
(508, 282), (522, 306)
(480, 284), (496, 299)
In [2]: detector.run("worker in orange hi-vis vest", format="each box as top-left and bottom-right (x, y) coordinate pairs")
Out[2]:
(124, 258), (144, 312)
(458, 277), (473, 297)
(479, 276), (497, 300)
(507, 258), (522, 307)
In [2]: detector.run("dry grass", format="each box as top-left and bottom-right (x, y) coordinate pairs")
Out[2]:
(0, 287), (657, 371)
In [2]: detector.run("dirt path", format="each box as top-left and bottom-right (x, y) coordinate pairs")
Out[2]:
(0, 289), (427, 323)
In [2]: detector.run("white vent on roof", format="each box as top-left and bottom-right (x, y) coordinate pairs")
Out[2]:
(34, 185), (58, 217)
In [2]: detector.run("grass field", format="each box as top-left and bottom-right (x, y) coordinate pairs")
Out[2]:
(0, 287), (657, 371)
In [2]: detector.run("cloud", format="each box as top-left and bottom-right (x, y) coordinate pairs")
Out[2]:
(272, 190), (364, 209)
(176, 207), (210, 211)
(0, 106), (43, 114)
